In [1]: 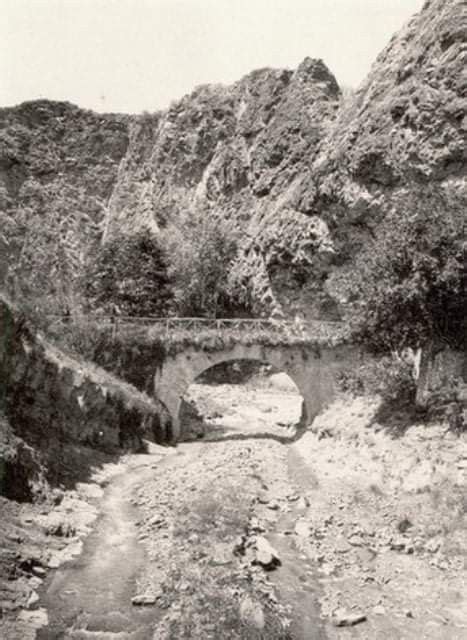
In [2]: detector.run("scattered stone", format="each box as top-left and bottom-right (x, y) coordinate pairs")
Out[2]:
(332, 609), (367, 627)
(390, 536), (410, 552)
(233, 536), (246, 556)
(425, 538), (441, 553)
(46, 554), (61, 569)
(296, 497), (310, 510)
(210, 544), (233, 566)
(253, 536), (281, 570)
(131, 593), (159, 606)
(239, 595), (265, 630)
(335, 537), (351, 554)
(355, 547), (377, 564)
(249, 517), (265, 533)
(294, 520), (312, 537)
(397, 517), (413, 533)
(348, 534), (365, 546)
(147, 514), (165, 527)
(373, 605), (386, 615)
(28, 576), (43, 590)
(26, 591), (40, 609)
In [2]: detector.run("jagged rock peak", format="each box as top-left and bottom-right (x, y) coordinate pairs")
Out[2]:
(315, 0), (467, 192)
(294, 57), (340, 92)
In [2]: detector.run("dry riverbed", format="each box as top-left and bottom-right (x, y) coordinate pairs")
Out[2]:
(1, 380), (466, 639)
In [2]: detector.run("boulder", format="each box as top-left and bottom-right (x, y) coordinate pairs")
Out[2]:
(253, 536), (281, 570)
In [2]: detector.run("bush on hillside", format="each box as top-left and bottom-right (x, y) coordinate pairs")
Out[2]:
(338, 355), (416, 407)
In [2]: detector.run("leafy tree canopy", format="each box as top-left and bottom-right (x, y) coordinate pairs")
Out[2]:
(161, 209), (242, 317)
(84, 230), (173, 317)
(344, 184), (466, 353)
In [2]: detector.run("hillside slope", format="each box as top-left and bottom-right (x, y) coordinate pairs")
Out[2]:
(85, 0), (467, 319)
(0, 0), (465, 319)
(0, 101), (130, 303)
(105, 57), (341, 317)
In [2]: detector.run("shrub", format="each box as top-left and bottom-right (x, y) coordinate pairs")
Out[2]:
(161, 209), (242, 317)
(344, 185), (466, 353)
(338, 355), (416, 407)
(83, 229), (173, 316)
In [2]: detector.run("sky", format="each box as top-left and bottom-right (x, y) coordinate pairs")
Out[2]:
(1, 0), (424, 114)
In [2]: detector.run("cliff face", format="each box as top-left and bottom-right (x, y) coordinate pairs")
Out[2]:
(105, 58), (341, 317)
(1, 0), (465, 318)
(107, 59), (339, 235)
(309, 0), (467, 305)
(104, 0), (466, 318)
(313, 0), (466, 217)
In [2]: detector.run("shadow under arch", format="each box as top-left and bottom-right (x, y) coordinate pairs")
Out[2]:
(178, 357), (309, 443)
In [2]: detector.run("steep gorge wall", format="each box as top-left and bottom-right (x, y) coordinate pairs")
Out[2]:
(104, 58), (343, 318)
(310, 0), (467, 297)
(0, 0), (465, 319)
(104, 0), (466, 318)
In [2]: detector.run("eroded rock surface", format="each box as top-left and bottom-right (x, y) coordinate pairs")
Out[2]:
(1, 1), (465, 318)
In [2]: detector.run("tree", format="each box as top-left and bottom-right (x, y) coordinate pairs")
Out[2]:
(344, 185), (466, 353)
(161, 209), (240, 317)
(84, 230), (173, 316)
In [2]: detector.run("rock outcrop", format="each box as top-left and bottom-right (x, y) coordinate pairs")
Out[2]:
(104, 0), (466, 317)
(312, 0), (466, 216)
(309, 0), (467, 307)
(104, 58), (341, 317)
(0, 0), (465, 318)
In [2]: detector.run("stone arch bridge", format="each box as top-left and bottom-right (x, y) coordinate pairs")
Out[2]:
(147, 318), (357, 440)
(49, 315), (358, 441)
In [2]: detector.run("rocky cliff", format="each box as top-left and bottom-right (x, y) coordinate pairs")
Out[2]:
(105, 57), (341, 317)
(313, 1), (466, 233)
(0, 0), (465, 318)
(308, 0), (467, 306)
(89, 0), (467, 318)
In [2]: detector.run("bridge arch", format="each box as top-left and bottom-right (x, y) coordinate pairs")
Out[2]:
(180, 356), (307, 439)
(154, 342), (356, 441)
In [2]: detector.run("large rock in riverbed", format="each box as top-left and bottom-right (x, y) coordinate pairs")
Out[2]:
(252, 536), (281, 570)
